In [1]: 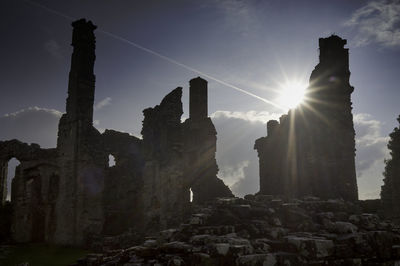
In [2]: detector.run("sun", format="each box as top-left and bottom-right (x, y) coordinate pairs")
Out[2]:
(276, 80), (308, 110)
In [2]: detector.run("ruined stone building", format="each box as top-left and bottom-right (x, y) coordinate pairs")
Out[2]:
(255, 35), (358, 201)
(0, 19), (232, 246)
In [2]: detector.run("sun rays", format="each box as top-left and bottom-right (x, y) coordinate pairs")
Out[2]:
(276, 80), (308, 110)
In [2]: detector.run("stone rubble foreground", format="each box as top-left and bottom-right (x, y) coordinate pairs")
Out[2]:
(75, 196), (400, 266)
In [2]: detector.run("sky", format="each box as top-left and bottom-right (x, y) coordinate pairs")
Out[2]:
(1, 0), (399, 200)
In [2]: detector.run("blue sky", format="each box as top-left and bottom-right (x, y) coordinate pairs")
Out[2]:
(1, 0), (399, 199)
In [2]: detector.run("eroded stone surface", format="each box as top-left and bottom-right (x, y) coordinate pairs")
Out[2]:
(74, 196), (400, 265)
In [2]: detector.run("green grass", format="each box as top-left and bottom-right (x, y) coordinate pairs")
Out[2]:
(0, 244), (88, 266)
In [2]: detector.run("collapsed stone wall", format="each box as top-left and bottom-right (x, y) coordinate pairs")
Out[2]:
(102, 129), (144, 236)
(77, 195), (400, 266)
(255, 35), (358, 201)
(140, 81), (233, 232)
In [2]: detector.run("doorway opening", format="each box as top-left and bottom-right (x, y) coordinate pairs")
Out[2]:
(6, 157), (20, 202)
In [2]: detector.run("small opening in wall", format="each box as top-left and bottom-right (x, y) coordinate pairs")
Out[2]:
(190, 188), (193, 203)
(7, 158), (20, 201)
(108, 154), (116, 167)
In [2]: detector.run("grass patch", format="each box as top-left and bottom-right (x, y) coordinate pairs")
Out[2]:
(0, 243), (88, 266)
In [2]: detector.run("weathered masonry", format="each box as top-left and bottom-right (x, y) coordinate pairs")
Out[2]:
(255, 35), (358, 201)
(0, 19), (232, 246)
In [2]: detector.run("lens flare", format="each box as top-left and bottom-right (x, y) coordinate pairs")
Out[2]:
(276, 81), (308, 110)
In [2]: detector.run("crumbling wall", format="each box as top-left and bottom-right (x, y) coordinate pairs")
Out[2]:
(141, 87), (188, 231)
(102, 129), (144, 235)
(12, 161), (59, 243)
(0, 140), (59, 243)
(140, 82), (233, 231)
(254, 120), (286, 196)
(255, 35), (358, 201)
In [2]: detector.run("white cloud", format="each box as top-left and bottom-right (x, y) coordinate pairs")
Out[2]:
(218, 160), (249, 187)
(354, 113), (389, 199)
(44, 40), (63, 59)
(354, 113), (389, 175)
(94, 97), (112, 111)
(1, 106), (63, 148)
(211, 110), (275, 197)
(344, 0), (400, 47)
(3, 106), (63, 118)
(211, 110), (280, 124)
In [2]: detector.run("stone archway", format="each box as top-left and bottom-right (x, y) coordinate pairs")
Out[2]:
(5, 158), (20, 202)
(0, 139), (41, 205)
(0, 139), (59, 242)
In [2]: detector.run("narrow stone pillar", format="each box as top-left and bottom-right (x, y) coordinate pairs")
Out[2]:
(189, 77), (208, 120)
(65, 18), (97, 124)
(55, 19), (105, 246)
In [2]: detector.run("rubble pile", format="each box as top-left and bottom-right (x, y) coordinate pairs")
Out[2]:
(75, 196), (400, 265)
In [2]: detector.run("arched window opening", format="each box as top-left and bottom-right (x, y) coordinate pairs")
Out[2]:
(190, 188), (193, 203)
(7, 158), (21, 202)
(108, 154), (116, 167)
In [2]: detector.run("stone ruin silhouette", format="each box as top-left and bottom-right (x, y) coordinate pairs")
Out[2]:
(255, 35), (358, 202)
(0, 19), (366, 249)
(0, 19), (232, 246)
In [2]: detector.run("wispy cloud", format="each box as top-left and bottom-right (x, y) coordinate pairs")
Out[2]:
(209, 0), (261, 36)
(354, 113), (389, 175)
(44, 39), (63, 59)
(94, 97), (112, 111)
(211, 110), (280, 124)
(218, 160), (250, 187)
(3, 106), (63, 118)
(344, 0), (400, 48)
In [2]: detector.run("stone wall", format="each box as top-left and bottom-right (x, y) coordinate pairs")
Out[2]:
(141, 87), (188, 231)
(255, 35), (358, 201)
(0, 140), (59, 243)
(102, 129), (144, 236)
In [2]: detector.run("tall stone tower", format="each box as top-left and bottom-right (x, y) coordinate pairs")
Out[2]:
(55, 19), (106, 245)
(255, 35), (358, 201)
(189, 77), (208, 120)
(305, 35), (358, 201)
(66, 19), (97, 124)
(184, 77), (233, 203)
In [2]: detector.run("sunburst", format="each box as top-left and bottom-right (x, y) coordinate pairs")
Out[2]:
(276, 80), (308, 110)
